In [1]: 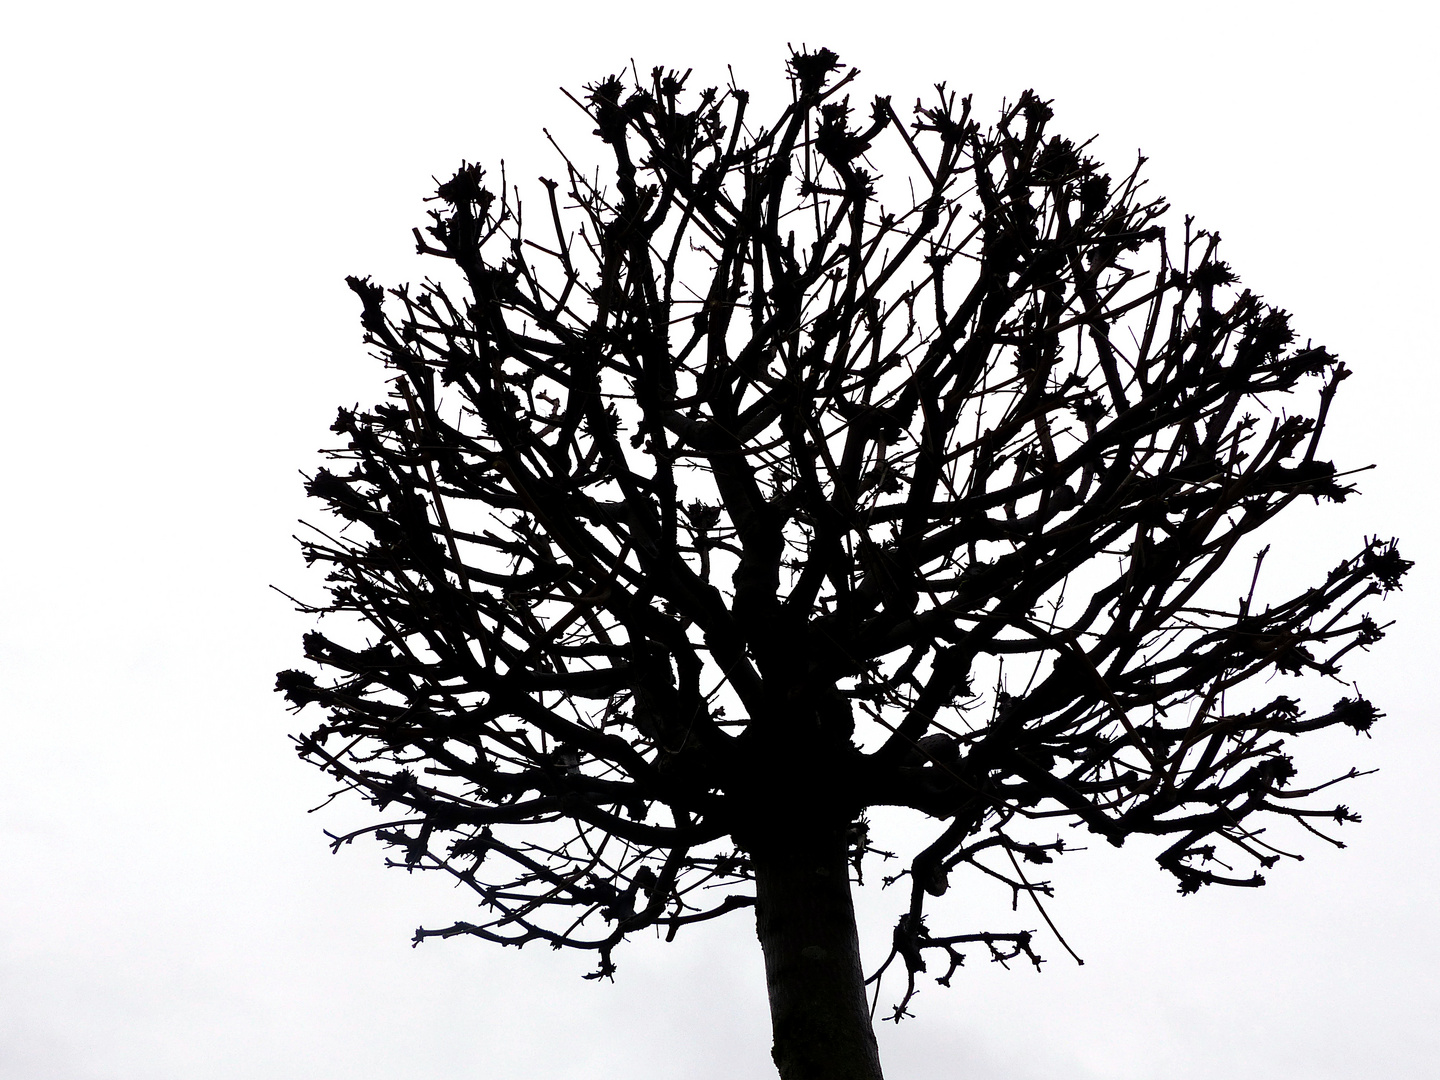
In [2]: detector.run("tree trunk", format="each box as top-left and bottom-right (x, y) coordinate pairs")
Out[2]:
(752, 824), (885, 1080)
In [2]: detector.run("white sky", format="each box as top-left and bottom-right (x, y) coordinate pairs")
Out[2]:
(1, 2), (1436, 1078)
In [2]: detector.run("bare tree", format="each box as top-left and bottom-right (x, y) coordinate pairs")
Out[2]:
(276, 50), (1408, 1080)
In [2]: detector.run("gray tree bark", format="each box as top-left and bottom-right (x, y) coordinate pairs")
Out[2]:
(752, 825), (884, 1080)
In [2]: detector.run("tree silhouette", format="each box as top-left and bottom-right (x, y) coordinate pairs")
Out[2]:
(277, 50), (1408, 1080)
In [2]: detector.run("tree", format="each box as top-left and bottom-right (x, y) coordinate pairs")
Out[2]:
(276, 50), (1408, 1080)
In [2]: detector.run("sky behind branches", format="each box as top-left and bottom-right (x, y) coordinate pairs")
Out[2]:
(1, 2), (1435, 1078)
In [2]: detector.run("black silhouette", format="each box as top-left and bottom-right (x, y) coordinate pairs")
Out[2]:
(277, 50), (1408, 1080)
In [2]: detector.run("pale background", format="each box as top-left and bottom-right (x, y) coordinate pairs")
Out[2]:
(2, 2), (1436, 1077)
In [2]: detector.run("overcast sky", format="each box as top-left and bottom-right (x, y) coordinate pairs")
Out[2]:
(2, 2), (1436, 1078)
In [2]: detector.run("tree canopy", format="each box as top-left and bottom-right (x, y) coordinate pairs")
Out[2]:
(278, 49), (1407, 1079)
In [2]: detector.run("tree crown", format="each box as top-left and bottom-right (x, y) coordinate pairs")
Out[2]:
(278, 50), (1407, 1013)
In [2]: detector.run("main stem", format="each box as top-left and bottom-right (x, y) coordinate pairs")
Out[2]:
(751, 824), (885, 1080)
